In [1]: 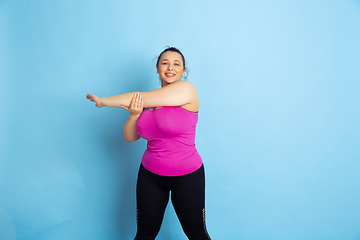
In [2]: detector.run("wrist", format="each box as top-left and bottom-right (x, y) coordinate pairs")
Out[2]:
(129, 113), (141, 119)
(98, 97), (105, 108)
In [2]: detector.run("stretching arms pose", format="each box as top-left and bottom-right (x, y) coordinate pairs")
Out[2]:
(86, 47), (211, 240)
(86, 80), (198, 111)
(86, 80), (199, 142)
(87, 49), (199, 142)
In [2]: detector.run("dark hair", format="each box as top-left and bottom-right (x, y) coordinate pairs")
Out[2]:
(156, 47), (188, 79)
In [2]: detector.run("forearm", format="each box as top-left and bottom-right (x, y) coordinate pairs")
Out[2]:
(123, 114), (141, 143)
(100, 92), (136, 108)
(100, 90), (167, 109)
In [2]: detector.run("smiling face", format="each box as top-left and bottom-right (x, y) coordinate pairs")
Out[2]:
(157, 51), (186, 87)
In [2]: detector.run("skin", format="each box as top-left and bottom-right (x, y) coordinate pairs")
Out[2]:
(120, 93), (144, 142)
(157, 51), (186, 87)
(86, 51), (199, 142)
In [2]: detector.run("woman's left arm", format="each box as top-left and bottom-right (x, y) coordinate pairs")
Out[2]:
(86, 81), (198, 110)
(121, 93), (143, 143)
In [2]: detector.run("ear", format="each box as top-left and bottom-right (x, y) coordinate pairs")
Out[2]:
(182, 67), (186, 76)
(157, 66), (159, 73)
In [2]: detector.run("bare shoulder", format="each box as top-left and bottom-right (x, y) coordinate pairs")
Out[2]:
(176, 81), (199, 112)
(177, 80), (195, 87)
(172, 80), (198, 93)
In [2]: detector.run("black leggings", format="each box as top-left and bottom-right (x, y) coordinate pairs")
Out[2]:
(134, 164), (211, 240)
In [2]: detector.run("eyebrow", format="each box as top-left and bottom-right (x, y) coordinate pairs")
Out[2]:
(161, 59), (182, 63)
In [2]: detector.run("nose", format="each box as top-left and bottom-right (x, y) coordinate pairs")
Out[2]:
(167, 64), (173, 70)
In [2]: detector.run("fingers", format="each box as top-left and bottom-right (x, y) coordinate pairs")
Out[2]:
(129, 93), (138, 109)
(119, 105), (129, 111)
(139, 95), (143, 108)
(86, 93), (96, 103)
(119, 93), (143, 114)
(131, 93), (143, 111)
(128, 93), (143, 113)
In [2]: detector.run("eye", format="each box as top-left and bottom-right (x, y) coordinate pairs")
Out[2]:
(162, 62), (168, 65)
(175, 63), (180, 66)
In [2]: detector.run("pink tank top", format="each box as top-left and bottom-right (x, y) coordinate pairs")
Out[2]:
(136, 106), (203, 176)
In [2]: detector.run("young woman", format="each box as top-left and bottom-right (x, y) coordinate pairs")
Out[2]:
(86, 47), (211, 240)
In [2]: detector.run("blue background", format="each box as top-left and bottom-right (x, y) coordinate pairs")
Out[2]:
(1, 0), (360, 239)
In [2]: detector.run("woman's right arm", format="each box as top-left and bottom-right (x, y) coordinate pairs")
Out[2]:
(121, 93), (143, 143)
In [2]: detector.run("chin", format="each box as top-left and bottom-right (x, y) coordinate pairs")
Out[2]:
(171, 79), (181, 83)
(162, 79), (180, 86)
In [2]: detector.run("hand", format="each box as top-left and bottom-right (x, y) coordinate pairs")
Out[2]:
(119, 93), (143, 117)
(86, 93), (103, 108)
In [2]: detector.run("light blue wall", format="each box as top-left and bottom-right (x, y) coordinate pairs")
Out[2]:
(1, 0), (360, 239)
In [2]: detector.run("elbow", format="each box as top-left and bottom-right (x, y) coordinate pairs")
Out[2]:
(124, 135), (140, 143)
(124, 138), (132, 143)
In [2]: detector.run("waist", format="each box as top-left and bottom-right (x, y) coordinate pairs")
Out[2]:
(141, 147), (203, 176)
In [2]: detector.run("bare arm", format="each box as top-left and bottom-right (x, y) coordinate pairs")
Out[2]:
(123, 115), (141, 143)
(86, 81), (199, 111)
(120, 93), (143, 143)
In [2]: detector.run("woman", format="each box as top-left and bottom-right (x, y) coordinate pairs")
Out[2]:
(86, 47), (211, 240)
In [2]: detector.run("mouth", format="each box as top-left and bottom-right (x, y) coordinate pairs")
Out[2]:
(165, 73), (175, 78)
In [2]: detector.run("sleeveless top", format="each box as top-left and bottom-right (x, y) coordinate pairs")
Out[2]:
(136, 106), (203, 176)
